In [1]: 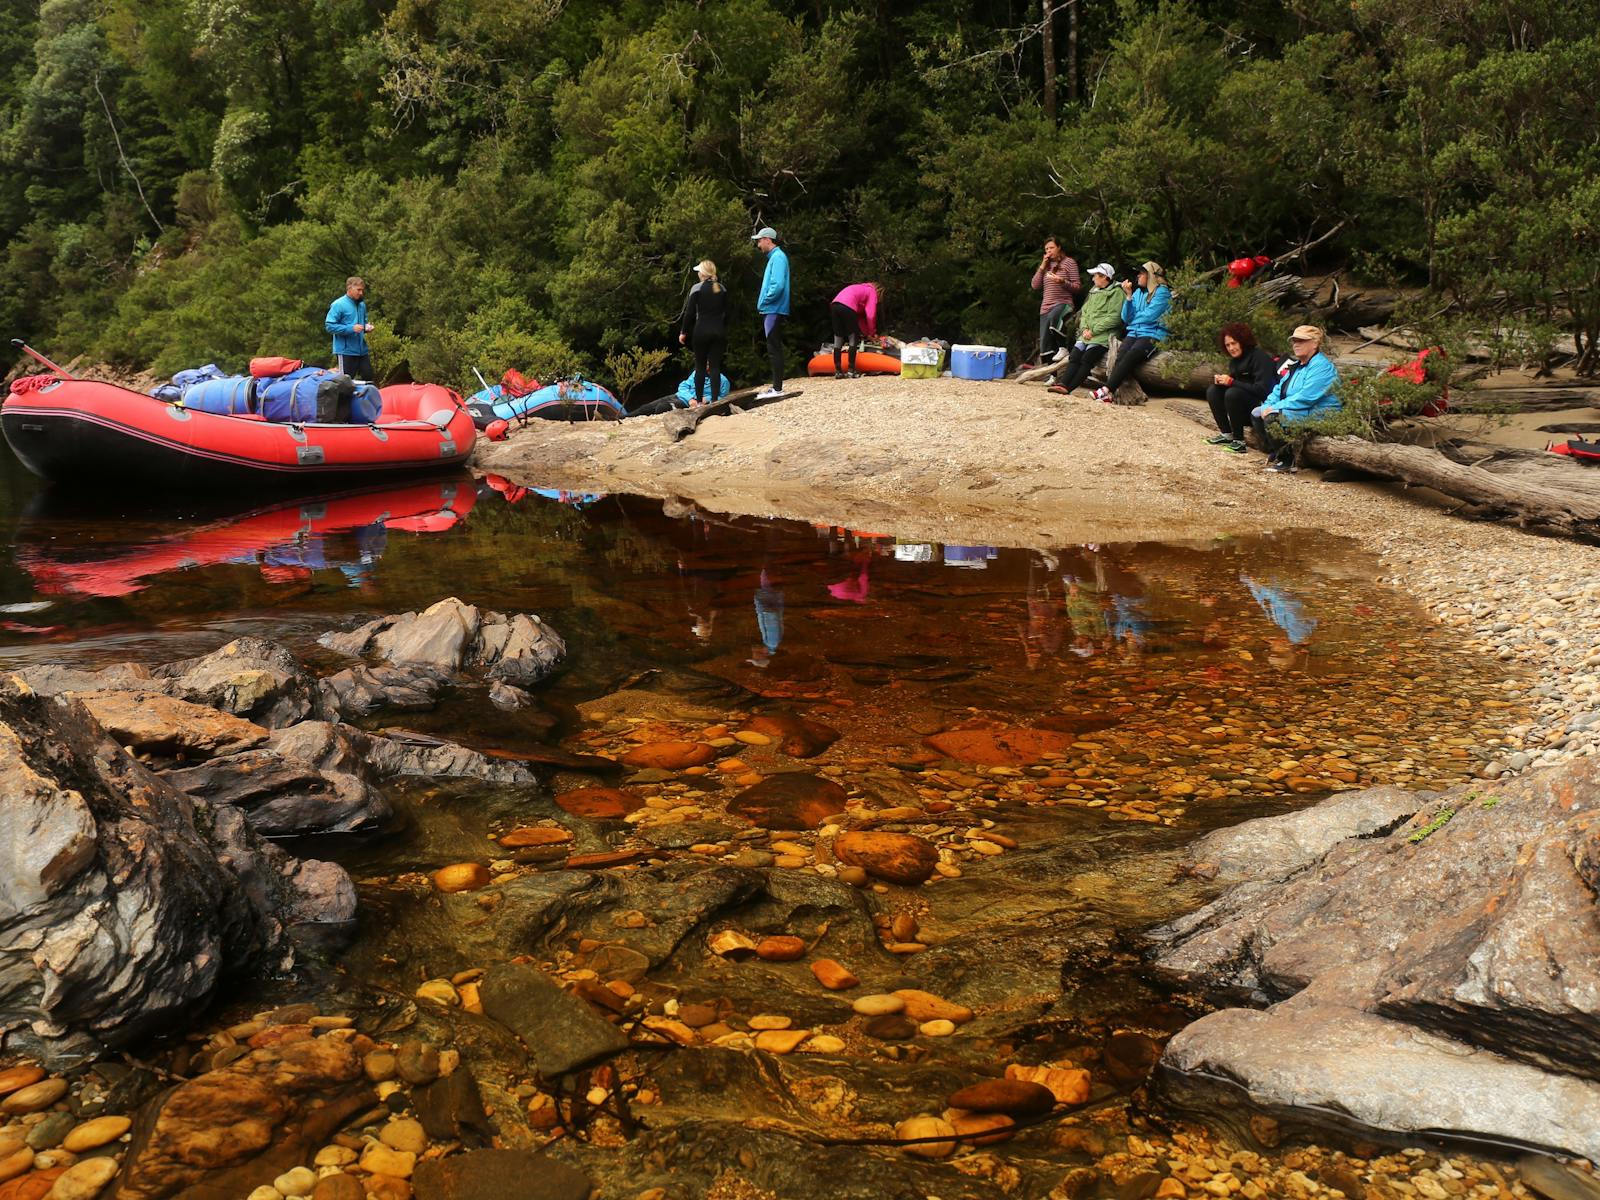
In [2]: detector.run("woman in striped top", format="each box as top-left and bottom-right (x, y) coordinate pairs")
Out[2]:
(1031, 237), (1082, 362)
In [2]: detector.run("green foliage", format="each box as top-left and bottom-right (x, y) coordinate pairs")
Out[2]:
(1409, 808), (1455, 843)
(2, 0), (1599, 384)
(1164, 272), (1291, 356)
(603, 347), (672, 403)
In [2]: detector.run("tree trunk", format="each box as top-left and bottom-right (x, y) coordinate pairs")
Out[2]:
(1041, 0), (1057, 125)
(1065, 0), (1079, 101)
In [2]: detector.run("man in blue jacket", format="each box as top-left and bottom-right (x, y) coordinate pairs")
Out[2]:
(752, 227), (790, 399)
(325, 276), (375, 380)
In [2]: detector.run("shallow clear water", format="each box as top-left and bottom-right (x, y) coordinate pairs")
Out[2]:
(0, 448), (1530, 1191)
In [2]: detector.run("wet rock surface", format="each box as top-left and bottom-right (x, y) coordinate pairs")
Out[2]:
(0, 678), (349, 1062)
(1152, 759), (1600, 1157)
(319, 597), (566, 688)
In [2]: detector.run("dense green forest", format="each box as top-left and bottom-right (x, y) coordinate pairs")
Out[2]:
(1, 0), (1597, 393)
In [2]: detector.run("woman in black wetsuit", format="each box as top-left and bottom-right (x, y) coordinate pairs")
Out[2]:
(679, 260), (729, 406)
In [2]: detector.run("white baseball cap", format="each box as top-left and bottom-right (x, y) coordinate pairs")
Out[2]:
(751, 227), (779, 240)
(1090, 262), (1116, 279)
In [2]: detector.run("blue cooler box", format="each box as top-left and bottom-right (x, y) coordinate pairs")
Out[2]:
(950, 344), (1007, 380)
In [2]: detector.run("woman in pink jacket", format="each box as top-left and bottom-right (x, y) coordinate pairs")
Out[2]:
(830, 282), (881, 377)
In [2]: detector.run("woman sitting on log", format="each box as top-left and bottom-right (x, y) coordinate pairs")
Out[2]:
(1204, 323), (1280, 453)
(1092, 261), (1170, 403)
(1048, 263), (1123, 396)
(1253, 324), (1340, 474)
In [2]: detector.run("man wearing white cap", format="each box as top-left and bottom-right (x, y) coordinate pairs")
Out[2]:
(752, 227), (790, 398)
(1048, 263), (1124, 396)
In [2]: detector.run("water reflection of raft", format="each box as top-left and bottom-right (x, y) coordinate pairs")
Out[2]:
(806, 352), (901, 377)
(2, 376), (475, 488)
(14, 477), (475, 597)
(464, 379), (626, 428)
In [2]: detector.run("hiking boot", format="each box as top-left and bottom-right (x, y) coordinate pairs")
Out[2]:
(1225, 439), (1248, 453)
(1205, 433), (1233, 445)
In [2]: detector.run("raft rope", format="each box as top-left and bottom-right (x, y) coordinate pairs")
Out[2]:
(8, 373), (59, 395)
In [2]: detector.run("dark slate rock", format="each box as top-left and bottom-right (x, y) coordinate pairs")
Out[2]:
(478, 962), (628, 1077)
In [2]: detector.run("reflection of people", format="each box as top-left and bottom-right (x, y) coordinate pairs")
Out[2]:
(1020, 552), (1065, 669)
(1241, 572), (1317, 646)
(750, 566), (784, 668)
(676, 556), (718, 642)
(827, 552), (871, 603)
(325, 276), (375, 379)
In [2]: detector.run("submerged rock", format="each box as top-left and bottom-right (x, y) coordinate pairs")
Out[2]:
(1151, 760), (1600, 1158)
(412, 1149), (593, 1200)
(832, 831), (939, 885)
(0, 678), (353, 1063)
(477, 963), (629, 1078)
(727, 774), (848, 830)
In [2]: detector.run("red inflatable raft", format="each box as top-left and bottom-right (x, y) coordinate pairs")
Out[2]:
(2, 354), (475, 489)
(806, 351), (901, 377)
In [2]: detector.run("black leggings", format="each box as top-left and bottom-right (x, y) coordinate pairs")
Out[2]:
(1053, 342), (1107, 392)
(764, 314), (786, 391)
(1251, 412), (1294, 464)
(1206, 384), (1257, 440)
(830, 302), (861, 373)
(1104, 336), (1159, 392)
(692, 333), (726, 404)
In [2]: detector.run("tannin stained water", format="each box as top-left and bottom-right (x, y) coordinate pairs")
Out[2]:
(0, 460), (1530, 1195)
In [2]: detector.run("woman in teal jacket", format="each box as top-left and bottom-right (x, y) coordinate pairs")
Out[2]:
(1252, 324), (1341, 473)
(1093, 261), (1170, 402)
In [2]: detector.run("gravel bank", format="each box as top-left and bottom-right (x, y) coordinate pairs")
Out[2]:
(478, 375), (1600, 780)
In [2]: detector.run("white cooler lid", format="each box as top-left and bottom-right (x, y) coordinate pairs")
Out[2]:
(951, 344), (1005, 353)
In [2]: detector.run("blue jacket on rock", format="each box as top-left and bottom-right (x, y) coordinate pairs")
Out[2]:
(758, 247), (791, 316)
(1121, 285), (1171, 341)
(326, 295), (369, 356)
(1265, 352), (1340, 422)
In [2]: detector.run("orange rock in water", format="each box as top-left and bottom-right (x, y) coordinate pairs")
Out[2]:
(0, 1168), (65, 1200)
(0, 1067), (43, 1098)
(727, 774), (848, 830)
(832, 831), (939, 885)
(755, 936), (806, 961)
(945, 1109), (1017, 1146)
(554, 787), (643, 819)
(948, 1078), (1055, 1116)
(742, 712), (842, 758)
(922, 727), (1075, 766)
(894, 989), (973, 1024)
(1004, 1063), (1091, 1105)
(810, 959), (859, 990)
(433, 863), (490, 893)
(498, 826), (573, 848)
(620, 741), (717, 770)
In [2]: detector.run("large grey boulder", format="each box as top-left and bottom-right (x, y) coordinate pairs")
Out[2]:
(154, 636), (318, 728)
(1151, 761), (1600, 1157)
(0, 677), (354, 1065)
(319, 597), (565, 686)
(270, 720), (536, 786)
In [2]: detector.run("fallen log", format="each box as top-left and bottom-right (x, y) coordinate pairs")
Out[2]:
(660, 387), (801, 442)
(1169, 399), (1600, 537)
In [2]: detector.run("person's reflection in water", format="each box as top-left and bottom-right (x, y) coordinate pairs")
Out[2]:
(1060, 549), (1112, 658)
(1093, 546), (1150, 654)
(827, 550), (872, 604)
(335, 522), (386, 591)
(676, 553), (719, 644)
(750, 565), (785, 669)
(1241, 572), (1317, 670)
(1020, 551), (1065, 669)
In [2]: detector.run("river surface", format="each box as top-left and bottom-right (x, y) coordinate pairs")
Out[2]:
(0, 454), (1530, 1196)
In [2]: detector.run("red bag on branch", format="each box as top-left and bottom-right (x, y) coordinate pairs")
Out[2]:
(1226, 255), (1272, 288)
(250, 356), (304, 378)
(1382, 347), (1450, 416)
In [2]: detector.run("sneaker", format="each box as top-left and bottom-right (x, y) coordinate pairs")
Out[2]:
(846, 371), (863, 379)
(1052, 347), (1069, 362)
(1204, 433), (1232, 445)
(756, 387), (783, 400)
(1224, 439), (1248, 454)
(1092, 386), (1112, 403)
(833, 371), (845, 380)
(1047, 384), (1071, 396)
(1265, 459), (1298, 474)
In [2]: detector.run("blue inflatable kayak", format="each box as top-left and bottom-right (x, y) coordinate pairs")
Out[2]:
(464, 378), (625, 428)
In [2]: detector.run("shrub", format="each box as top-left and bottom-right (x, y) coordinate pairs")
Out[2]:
(1165, 268), (1291, 357)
